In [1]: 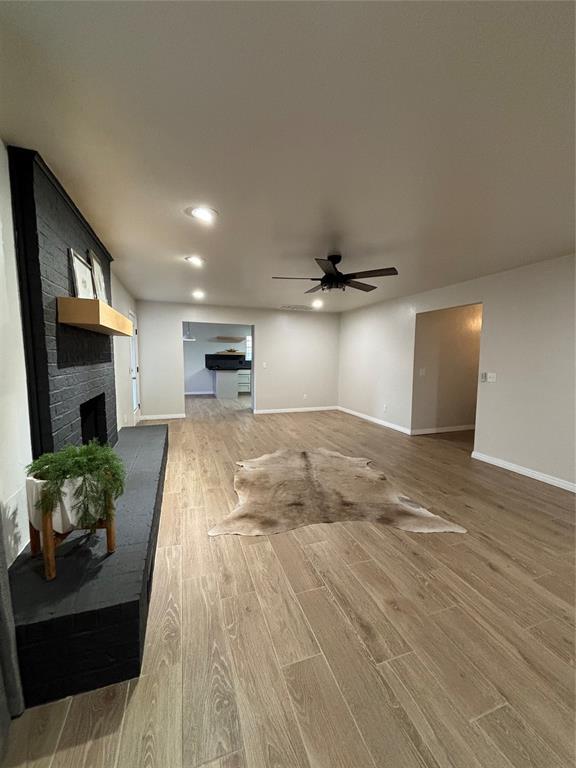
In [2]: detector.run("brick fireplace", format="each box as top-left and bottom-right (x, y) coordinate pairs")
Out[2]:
(7, 147), (168, 707)
(8, 146), (117, 456)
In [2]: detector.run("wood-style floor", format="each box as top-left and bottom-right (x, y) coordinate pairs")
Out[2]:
(4, 397), (575, 768)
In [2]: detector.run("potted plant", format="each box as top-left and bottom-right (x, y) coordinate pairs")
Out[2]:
(26, 442), (125, 579)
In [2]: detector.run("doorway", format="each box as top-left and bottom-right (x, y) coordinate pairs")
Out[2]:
(182, 321), (254, 412)
(410, 303), (483, 453)
(129, 311), (140, 417)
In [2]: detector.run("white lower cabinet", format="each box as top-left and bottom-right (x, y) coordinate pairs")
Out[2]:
(238, 370), (251, 393)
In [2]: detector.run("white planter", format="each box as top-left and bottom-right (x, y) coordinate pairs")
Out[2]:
(26, 476), (84, 534)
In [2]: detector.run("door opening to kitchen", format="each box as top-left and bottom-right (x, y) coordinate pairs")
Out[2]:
(182, 321), (254, 415)
(410, 303), (483, 454)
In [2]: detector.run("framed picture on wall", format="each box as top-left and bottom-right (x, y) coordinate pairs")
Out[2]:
(88, 250), (108, 302)
(69, 249), (95, 299)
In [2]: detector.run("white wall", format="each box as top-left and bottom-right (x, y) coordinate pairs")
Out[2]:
(111, 272), (138, 429)
(0, 142), (33, 564)
(411, 304), (482, 432)
(137, 303), (340, 416)
(339, 255), (575, 487)
(183, 322), (250, 394)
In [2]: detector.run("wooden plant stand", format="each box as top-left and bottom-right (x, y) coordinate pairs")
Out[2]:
(30, 513), (116, 581)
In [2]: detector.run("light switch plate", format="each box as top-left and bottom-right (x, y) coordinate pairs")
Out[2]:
(487, 372), (497, 383)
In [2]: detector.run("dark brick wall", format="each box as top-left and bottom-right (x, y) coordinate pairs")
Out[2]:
(9, 148), (117, 455)
(34, 165), (117, 450)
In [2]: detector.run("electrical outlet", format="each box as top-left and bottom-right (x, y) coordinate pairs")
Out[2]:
(487, 372), (497, 383)
(419, 367), (426, 377)
(382, 404), (387, 413)
(262, 361), (267, 369)
(303, 393), (308, 399)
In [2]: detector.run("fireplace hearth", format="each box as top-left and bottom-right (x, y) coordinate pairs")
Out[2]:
(10, 425), (168, 706)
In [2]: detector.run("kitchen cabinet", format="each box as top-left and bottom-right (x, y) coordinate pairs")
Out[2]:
(238, 370), (251, 394)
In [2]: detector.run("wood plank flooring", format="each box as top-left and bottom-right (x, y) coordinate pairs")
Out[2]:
(4, 397), (575, 767)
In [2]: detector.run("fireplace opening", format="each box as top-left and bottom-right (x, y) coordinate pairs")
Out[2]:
(80, 393), (108, 445)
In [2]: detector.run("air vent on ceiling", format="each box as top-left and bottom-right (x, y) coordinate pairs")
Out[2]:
(280, 304), (313, 312)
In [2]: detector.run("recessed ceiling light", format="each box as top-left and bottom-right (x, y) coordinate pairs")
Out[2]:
(184, 254), (205, 267)
(185, 206), (217, 225)
(312, 299), (323, 309)
(192, 289), (205, 300)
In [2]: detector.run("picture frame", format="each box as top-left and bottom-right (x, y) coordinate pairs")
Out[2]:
(88, 249), (108, 302)
(69, 249), (95, 299)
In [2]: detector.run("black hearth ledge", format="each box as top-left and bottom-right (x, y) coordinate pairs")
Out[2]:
(9, 424), (168, 707)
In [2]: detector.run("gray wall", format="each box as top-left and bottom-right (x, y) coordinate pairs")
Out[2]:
(137, 303), (340, 416)
(339, 254), (575, 486)
(136, 256), (574, 487)
(411, 304), (482, 432)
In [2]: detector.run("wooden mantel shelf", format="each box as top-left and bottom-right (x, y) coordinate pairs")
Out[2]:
(57, 298), (133, 336)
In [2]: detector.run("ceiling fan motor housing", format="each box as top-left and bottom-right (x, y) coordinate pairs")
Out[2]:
(323, 254), (345, 289)
(321, 275), (346, 291)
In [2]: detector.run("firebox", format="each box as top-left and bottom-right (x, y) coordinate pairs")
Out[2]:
(80, 393), (108, 445)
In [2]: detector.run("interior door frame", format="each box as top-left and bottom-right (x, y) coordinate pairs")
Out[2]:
(129, 311), (141, 422)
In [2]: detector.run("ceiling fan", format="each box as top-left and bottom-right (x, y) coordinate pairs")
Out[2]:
(272, 253), (398, 293)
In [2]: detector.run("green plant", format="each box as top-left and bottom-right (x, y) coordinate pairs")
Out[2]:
(27, 441), (125, 530)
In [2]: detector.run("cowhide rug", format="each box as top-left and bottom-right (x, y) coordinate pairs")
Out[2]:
(208, 448), (466, 537)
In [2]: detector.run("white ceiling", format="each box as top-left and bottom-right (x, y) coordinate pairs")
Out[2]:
(0, 2), (573, 312)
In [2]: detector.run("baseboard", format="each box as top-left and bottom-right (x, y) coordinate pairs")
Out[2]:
(138, 413), (186, 421)
(336, 406), (412, 435)
(410, 424), (476, 436)
(254, 406), (338, 414)
(472, 451), (575, 493)
(185, 391), (214, 396)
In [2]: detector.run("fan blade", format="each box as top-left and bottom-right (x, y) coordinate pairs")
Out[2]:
(343, 267), (398, 279)
(305, 285), (323, 294)
(272, 276), (321, 280)
(346, 280), (377, 292)
(315, 258), (339, 276)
